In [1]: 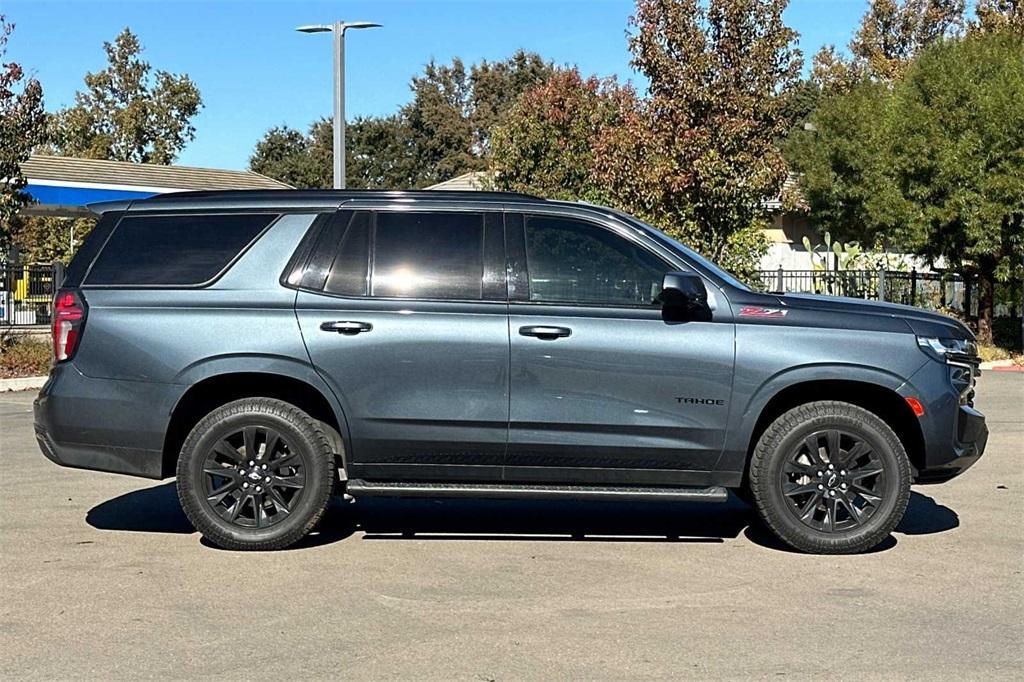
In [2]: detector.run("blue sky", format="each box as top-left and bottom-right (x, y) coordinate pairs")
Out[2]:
(6, 0), (870, 171)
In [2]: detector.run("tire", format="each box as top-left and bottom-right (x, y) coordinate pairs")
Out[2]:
(749, 401), (911, 554)
(176, 398), (335, 551)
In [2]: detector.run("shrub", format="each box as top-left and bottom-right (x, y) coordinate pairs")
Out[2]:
(0, 334), (51, 379)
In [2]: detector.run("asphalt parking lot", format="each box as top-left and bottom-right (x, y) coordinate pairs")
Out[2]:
(2, 373), (1022, 680)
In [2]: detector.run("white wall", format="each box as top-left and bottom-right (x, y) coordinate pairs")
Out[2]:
(758, 243), (934, 272)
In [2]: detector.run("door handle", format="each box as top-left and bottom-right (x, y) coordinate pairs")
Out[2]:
(519, 325), (571, 340)
(320, 321), (373, 335)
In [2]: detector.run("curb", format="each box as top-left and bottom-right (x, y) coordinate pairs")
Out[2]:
(979, 359), (1023, 372)
(0, 375), (47, 392)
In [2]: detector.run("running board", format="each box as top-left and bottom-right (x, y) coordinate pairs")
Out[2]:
(345, 480), (729, 503)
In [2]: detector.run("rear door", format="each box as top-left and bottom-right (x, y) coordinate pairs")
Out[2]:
(294, 203), (509, 483)
(505, 211), (736, 487)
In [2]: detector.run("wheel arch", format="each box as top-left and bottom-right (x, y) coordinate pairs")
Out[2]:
(162, 371), (349, 478)
(735, 378), (926, 489)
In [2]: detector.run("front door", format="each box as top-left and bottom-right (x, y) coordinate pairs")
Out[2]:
(295, 207), (509, 483)
(505, 212), (735, 487)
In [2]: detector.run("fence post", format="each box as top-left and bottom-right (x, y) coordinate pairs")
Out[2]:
(910, 268), (918, 306)
(53, 261), (65, 290)
(775, 266), (784, 293)
(963, 275), (972, 319)
(877, 267), (886, 302)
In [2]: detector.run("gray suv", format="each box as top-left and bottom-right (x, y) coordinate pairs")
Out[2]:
(34, 190), (988, 553)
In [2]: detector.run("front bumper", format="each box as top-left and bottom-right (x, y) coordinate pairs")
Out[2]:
(914, 404), (988, 484)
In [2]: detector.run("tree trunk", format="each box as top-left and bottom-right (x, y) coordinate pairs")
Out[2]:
(976, 270), (995, 346)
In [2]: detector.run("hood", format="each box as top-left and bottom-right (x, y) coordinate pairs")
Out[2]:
(776, 293), (974, 340)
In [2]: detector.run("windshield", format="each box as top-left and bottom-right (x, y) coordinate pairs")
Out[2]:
(614, 213), (752, 292)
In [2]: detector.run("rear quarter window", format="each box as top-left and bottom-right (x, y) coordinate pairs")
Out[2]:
(84, 213), (278, 286)
(61, 211), (123, 287)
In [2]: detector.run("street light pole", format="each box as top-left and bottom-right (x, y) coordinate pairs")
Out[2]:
(297, 21), (381, 190)
(333, 22), (345, 190)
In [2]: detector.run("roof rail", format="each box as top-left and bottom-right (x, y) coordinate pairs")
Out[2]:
(135, 188), (545, 204)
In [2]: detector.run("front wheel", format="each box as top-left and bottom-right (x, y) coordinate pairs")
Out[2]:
(176, 398), (335, 551)
(749, 401), (911, 554)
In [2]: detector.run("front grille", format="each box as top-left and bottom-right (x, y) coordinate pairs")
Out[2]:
(949, 359), (979, 406)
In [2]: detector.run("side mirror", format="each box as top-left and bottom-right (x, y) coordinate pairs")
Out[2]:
(657, 272), (709, 311)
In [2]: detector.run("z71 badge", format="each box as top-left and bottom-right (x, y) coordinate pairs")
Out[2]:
(739, 306), (788, 318)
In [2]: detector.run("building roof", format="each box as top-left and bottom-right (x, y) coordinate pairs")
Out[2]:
(22, 154), (292, 216)
(425, 171), (490, 191)
(23, 154), (291, 192)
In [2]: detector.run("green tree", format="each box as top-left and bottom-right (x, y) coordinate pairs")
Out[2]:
(53, 28), (202, 164)
(249, 115), (416, 189)
(346, 115), (418, 189)
(16, 28), (202, 263)
(398, 50), (554, 186)
(248, 124), (325, 189)
(791, 31), (1024, 344)
(468, 50), (554, 155)
(0, 16), (47, 252)
(883, 31), (1024, 343)
(784, 81), (895, 245)
(778, 79), (823, 138)
(592, 0), (800, 274)
(402, 58), (477, 185)
(7, 216), (81, 263)
(250, 50), (553, 189)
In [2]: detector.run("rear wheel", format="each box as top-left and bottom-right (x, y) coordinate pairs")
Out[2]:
(176, 398), (335, 551)
(749, 401), (911, 554)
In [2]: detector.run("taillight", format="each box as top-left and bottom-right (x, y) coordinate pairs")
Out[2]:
(52, 289), (86, 362)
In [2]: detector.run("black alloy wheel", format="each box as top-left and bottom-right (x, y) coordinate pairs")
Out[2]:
(202, 425), (307, 529)
(780, 429), (886, 533)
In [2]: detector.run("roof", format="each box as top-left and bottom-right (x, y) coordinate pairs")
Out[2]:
(23, 154), (291, 192)
(20, 154), (292, 217)
(425, 171), (490, 191)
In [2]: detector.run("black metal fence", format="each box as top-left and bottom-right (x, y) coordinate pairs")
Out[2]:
(1, 262), (63, 327)
(757, 268), (978, 315)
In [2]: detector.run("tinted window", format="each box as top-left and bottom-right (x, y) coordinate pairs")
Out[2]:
(86, 213), (276, 286)
(618, 212), (751, 291)
(323, 212), (370, 296)
(62, 212), (121, 287)
(372, 212), (484, 300)
(282, 214), (337, 289)
(524, 215), (669, 305)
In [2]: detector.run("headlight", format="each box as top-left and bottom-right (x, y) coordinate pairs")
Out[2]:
(916, 337), (978, 404)
(916, 336), (977, 362)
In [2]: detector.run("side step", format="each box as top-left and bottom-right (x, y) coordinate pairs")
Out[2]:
(345, 480), (729, 503)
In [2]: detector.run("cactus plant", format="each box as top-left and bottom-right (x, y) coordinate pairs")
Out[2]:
(802, 231), (861, 272)
(801, 232), (865, 296)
